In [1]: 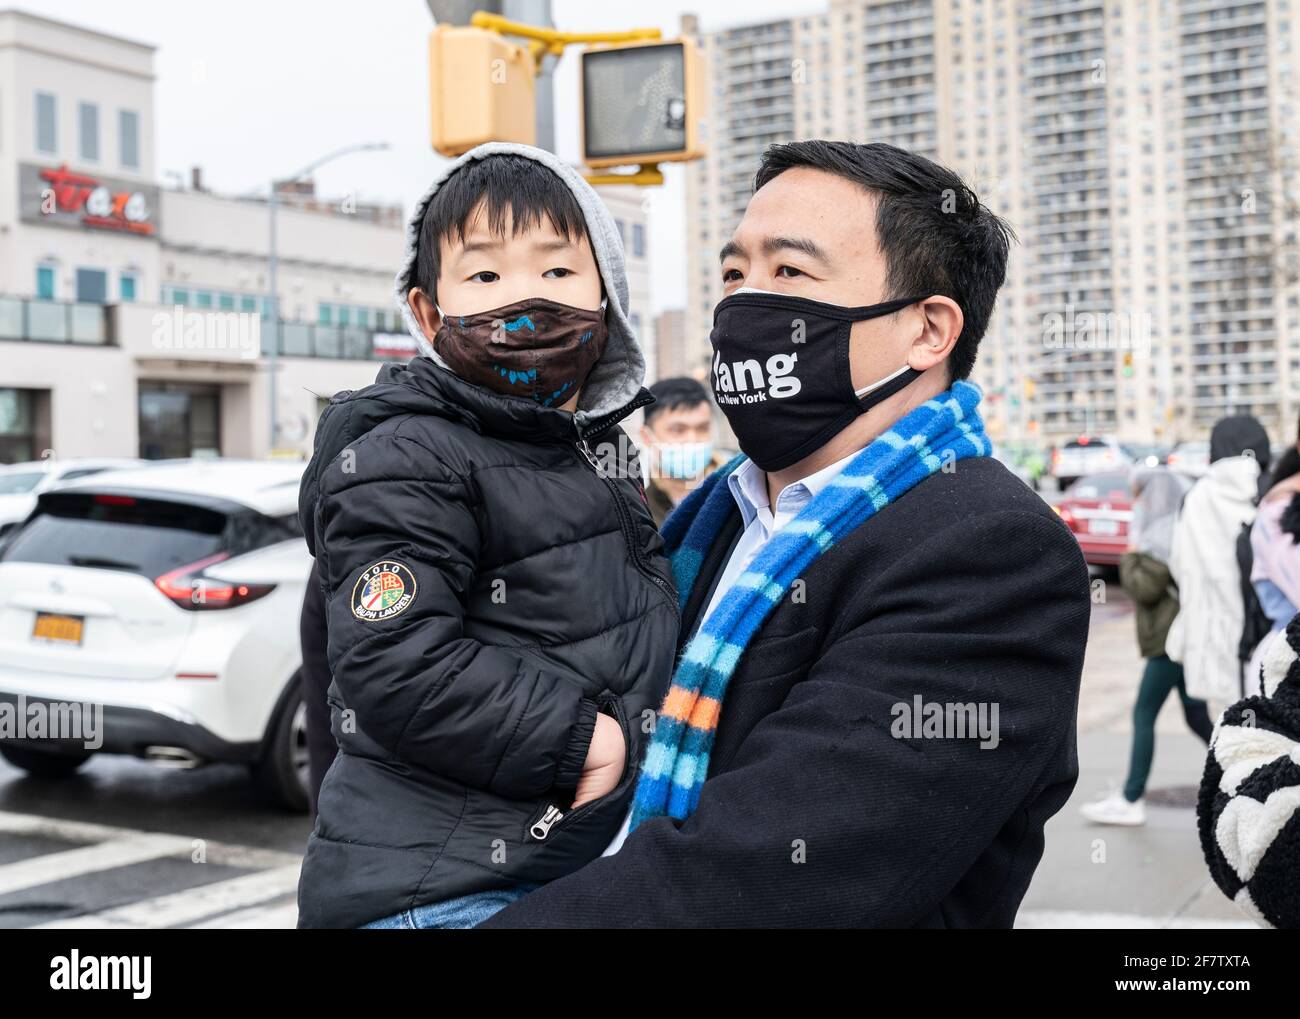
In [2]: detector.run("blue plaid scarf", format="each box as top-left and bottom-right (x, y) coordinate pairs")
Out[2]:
(629, 380), (988, 829)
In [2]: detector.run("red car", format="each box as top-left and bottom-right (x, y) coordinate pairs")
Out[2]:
(1054, 472), (1133, 566)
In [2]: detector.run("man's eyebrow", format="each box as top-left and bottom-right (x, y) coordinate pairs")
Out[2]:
(719, 239), (743, 263)
(761, 235), (830, 264)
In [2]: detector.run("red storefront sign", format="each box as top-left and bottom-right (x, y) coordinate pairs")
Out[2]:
(28, 164), (157, 235)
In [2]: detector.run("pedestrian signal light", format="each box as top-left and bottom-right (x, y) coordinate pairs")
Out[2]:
(428, 26), (536, 157)
(580, 39), (705, 168)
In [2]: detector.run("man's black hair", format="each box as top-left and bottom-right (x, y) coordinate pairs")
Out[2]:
(646, 376), (711, 426)
(411, 154), (589, 301)
(753, 140), (1014, 381)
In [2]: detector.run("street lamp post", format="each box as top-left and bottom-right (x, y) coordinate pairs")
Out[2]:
(266, 142), (389, 453)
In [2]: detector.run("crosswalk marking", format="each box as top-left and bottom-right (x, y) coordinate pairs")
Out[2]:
(0, 808), (300, 929)
(190, 898), (299, 929)
(0, 832), (194, 897)
(36, 864), (302, 929)
(0, 809), (299, 869)
(1017, 909), (1258, 930)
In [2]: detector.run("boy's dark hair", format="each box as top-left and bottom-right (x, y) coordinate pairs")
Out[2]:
(753, 140), (1014, 381)
(646, 376), (711, 426)
(411, 154), (589, 301)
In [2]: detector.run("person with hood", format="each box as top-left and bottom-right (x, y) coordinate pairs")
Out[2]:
(295, 143), (677, 928)
(1244, 416), (1300, 694)
(1166, 415), (1271, 704)
(1081, 467), (1208, 826)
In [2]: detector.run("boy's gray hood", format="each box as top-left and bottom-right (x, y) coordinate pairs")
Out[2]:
(395, 141), (646, 429)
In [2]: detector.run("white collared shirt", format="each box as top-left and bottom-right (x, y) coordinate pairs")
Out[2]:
(600, 448), (865, 856)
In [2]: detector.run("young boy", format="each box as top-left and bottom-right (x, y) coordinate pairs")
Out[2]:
(296, 143), (679, 929)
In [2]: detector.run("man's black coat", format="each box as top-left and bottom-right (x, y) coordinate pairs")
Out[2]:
(482, 456), (1091, 927)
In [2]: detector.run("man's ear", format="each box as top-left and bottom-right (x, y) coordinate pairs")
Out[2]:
(407, 287), (441, 341)
(908, 296), (964, 373)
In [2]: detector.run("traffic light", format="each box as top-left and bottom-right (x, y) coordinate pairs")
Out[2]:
(579, 39), (705, 168)
(1122, 351), (1134, 377)
(428, 26), (536, 157)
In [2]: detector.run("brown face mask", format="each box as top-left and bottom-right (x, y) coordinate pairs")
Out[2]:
(432, 297), (609, 408)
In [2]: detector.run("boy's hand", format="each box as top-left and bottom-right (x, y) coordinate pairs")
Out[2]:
(571, 712), (626, 809)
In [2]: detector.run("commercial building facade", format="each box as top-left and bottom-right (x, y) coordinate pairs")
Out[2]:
(0, 10), (655, 464)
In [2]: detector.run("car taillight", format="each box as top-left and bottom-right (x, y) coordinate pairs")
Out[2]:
(155, 552), (276, 611)
(1054, 505), (1078, 530)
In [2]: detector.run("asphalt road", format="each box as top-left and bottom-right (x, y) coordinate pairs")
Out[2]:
(0, 572), (1147, 929)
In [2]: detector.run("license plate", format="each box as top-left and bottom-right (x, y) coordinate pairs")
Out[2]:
(32, 613), (84, 645)
(1089, 519), (1120, 536)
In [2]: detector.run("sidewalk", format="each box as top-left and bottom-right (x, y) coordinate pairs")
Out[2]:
(1017, 607), (1254, 928)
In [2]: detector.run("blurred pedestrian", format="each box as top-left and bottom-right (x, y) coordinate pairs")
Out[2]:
(637, 376), (721, 526)
(1199, 612), (1300, 928)
(1244, 415), (1300, 694)
(1166, 415), (1271, 702)
(1080, 467), (1206, 826)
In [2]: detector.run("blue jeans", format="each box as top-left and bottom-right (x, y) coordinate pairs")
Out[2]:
(360, 884), (538, 929)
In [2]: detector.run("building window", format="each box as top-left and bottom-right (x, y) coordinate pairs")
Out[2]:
(75, 268), (108, 304)
(240, 295), (257, 313)
(119, 109), (140, 169)
(194, 291), (212, 309)
(120, 272), (137, 302)
(36, 266), (56, 301)
(35, 92), (57, 154)
(0, 388), (48, 463)
(218, 293), (235, 311)
(632, 223), (646, 258)
(138, 383), (221, 460)
(78, 101), (100, 162)
(319, 304), (334, 325)
(338, 306), (352, 326)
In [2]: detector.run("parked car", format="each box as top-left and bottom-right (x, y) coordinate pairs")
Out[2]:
(0, 458), (143, 540)
(1125, 444), (1170, 470)
(1166, 440), (1211, 478)
(1053, 471), (1133, 567)
(1050, 435), (1127, 489)
(0, 459), (313, 811)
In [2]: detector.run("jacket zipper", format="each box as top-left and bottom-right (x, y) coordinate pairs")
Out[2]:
(574, 439), (679, 618)
(529, 804), (565, 840)
(527, 695), (633, 842)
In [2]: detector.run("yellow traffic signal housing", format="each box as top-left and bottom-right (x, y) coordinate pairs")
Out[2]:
(579, 38), (705, 168)
(428, 26), (536, 157)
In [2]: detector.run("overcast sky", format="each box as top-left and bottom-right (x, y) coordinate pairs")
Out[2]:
(33, 0), (826, 314)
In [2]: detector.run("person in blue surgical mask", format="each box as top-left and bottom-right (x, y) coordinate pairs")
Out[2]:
(639, 376), (720, 526)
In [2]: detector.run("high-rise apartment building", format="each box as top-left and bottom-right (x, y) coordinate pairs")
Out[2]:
(682, 0), (1300, 443)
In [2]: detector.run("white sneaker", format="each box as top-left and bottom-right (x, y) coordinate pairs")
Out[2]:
(1080, 792), (1146, 826)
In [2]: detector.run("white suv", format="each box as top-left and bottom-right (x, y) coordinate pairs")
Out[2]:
(1051, 436), (1127, 490)
(0, 459), (313, 811)
(0, 458), (143, 541)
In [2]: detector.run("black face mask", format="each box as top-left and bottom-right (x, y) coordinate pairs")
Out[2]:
(709, 288), (928, 472)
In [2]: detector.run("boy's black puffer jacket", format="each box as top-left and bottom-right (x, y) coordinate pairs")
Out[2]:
(295, 356), (678, 928)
